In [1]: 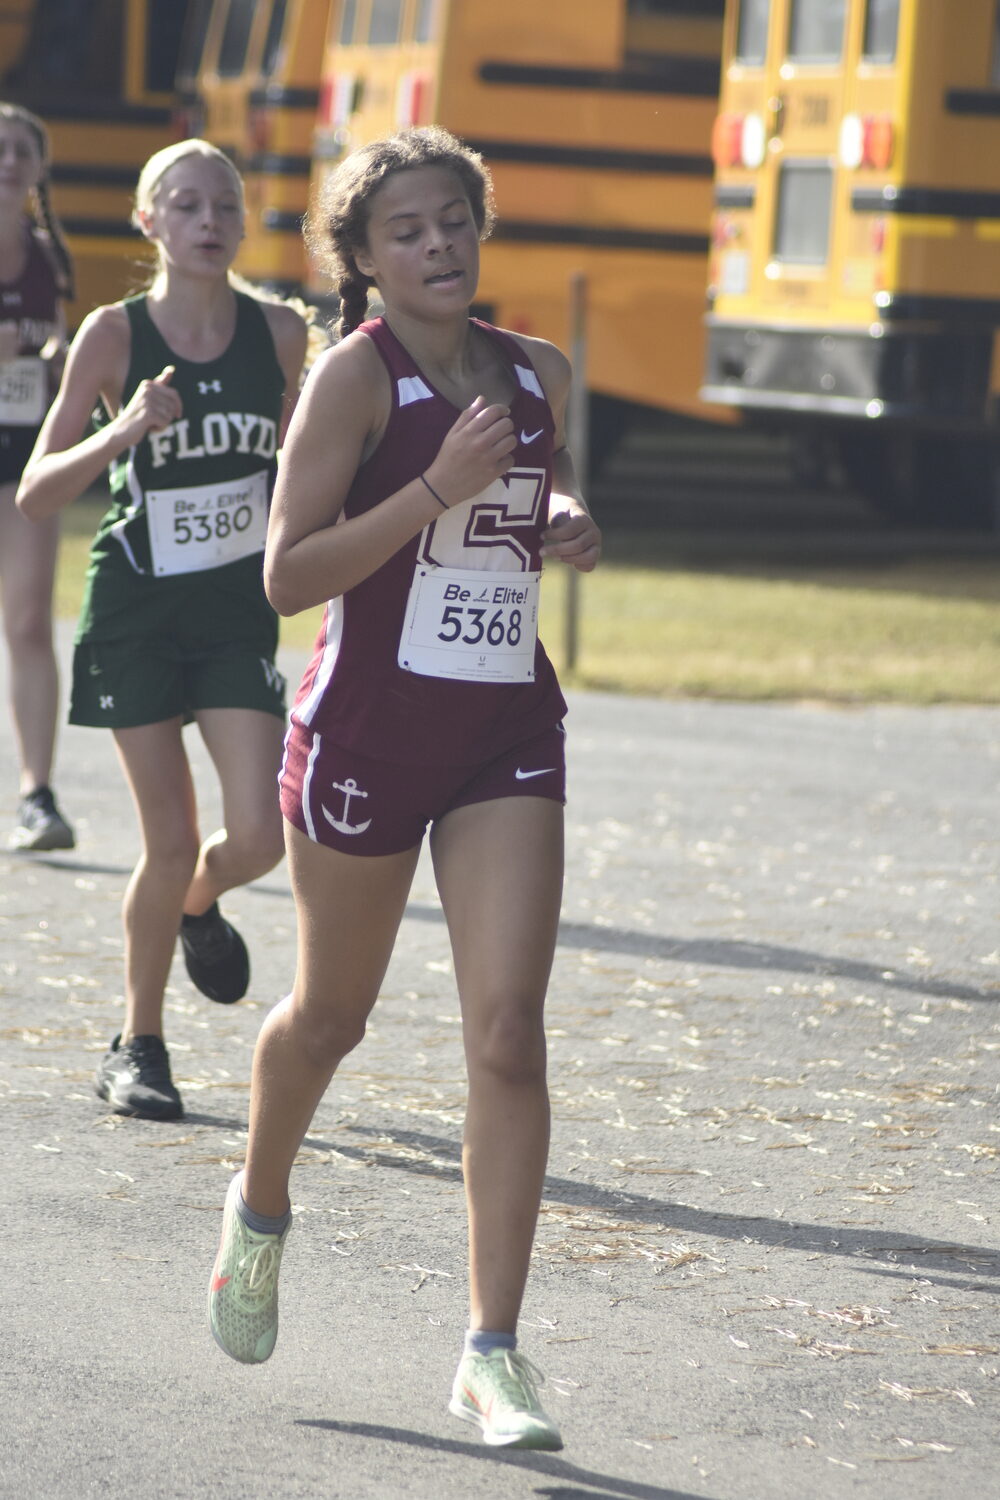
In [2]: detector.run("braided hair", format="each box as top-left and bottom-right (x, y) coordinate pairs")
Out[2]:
(305, 126), (495, 340)
(0, 103), (75, 301)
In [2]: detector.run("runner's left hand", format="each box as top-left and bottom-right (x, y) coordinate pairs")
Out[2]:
(541, 509), (602, 572)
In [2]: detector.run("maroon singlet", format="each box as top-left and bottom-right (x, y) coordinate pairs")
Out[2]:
(288, 317), (567, 767)
(0, 223), (59, 359)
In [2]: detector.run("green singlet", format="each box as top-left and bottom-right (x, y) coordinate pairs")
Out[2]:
(70, 291), (288, 729)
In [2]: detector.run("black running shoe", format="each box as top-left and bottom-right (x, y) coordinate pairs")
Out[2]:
(95, 1034), (183, 1120)
(179, 903), (250, 1004)
(9, 785), (75, 852)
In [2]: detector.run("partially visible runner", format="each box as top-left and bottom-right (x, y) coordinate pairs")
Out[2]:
(0, 104), (76, 851)
(17, 139), (309, 1121)
(206, 126), (601, 1451)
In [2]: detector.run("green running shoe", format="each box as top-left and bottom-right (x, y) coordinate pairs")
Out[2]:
(208, 1174), (290, 1364)
(449, 1348), (563, 1450)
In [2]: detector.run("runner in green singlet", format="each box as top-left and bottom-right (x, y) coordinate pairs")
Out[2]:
(16, 139), (309, 1121)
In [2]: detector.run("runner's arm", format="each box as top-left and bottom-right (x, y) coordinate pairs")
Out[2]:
(265, 335), (515, 615)
(514, 334), (602, 574)
(261, 300), (309, 444)
(16, 306), (179, 520)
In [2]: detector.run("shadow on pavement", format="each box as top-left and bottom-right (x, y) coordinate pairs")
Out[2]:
(300, 1121), (1000, 1289)
(294, 1419), (706, 1500)
(22, 857), (998, 1006)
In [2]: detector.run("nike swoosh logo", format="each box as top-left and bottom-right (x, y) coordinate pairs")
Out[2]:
(515, 767), (556, 780)
(211, 1273), (231, 1292)
(520, 428), (543, 444)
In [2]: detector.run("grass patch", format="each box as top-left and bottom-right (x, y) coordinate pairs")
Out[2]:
(56, 497), (1000, 703)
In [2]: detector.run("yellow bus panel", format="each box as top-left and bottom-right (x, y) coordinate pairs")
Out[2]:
(309, 0), (727, 424)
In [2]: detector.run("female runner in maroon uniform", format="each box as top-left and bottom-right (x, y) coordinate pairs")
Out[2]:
(0, 104), (76, 850)
(208, 126), (601, 1450)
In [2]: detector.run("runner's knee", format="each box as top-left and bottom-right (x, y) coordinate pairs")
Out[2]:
(466, 1004), (548, 1087)
(3, 600), (54, 653)
(287, 992), (369, 1066)
(217, 800), (285, 876)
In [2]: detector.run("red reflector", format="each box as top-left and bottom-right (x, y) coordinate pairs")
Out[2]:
(396, 69), (430, 128)
(864, 115), (895, 170)
(711, 112), (744, 169)
(248, 107), (269, 156)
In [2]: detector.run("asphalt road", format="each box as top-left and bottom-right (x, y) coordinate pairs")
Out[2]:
(2, 628), (998, 1500)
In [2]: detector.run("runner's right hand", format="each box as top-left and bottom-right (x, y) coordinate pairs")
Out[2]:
(423, 395), (516, 507)
(116, 364), (182, 445)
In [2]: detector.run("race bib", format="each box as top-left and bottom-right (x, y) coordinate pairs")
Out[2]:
(0, 357), (45, 425)
(398, 565), (539, 683)
(145, 470), (268, 577)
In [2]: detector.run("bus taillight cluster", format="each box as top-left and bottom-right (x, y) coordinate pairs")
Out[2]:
(839, 114), (895, 171)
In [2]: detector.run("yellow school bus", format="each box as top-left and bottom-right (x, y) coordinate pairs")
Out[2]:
(304, 0), (728, 460)
(1, 0), (190, 325)
(704, 0), (1000, 525)
(176, 0), (328, 292)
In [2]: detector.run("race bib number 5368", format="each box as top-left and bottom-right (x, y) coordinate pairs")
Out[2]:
(399, 566), (539, 682)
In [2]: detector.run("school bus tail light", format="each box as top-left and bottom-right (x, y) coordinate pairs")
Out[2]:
(840, 113), (895, 170)
(711, 112), (744, 168)
(740, 113), (767, 169)
(248, 106), (271, 157)
(712, 111), (767, 170)
(395, 70), (430, 128)
(320, 73), (361, 129)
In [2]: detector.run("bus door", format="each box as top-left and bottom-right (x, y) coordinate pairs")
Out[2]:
(183, 0), (330, 294)
(311, 1), (438, 183)
(758, 1), (849, 328)
(308, 1), (439, 304)
(1, 0), (189, 325)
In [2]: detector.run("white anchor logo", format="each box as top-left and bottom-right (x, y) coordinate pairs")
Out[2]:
(198, 379), (222, 394)
(321, 776), (372, 836)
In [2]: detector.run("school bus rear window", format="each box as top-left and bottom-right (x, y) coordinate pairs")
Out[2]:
(736, 0), (770, 64)
(262, 0), (288, 76)
(773, 160), (833, 265)
(414, 0), (436, 44)
(145, 0), (187, 93)
(218, 0), (256, 77)
(178, 0), (214, 81)
(788, 0), (847, 63)
(863, 0), (899, 63)
(368, 0), (403, 46)
(338, 0), (358, 45)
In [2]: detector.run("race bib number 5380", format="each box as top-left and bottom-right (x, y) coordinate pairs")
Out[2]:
(145, 470), (268, 577)
(399, 566), (539, 682)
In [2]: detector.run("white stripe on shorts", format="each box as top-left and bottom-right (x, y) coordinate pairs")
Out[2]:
(301, 732), (323, 843)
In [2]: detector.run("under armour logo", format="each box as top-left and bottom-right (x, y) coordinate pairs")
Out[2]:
(100, 694), (114, 709)
(198, 379), (222, 394)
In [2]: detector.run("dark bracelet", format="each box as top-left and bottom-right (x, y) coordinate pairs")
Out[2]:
(419, 472), (448, 509)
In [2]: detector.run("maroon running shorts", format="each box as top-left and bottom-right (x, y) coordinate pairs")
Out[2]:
(279, 720), (566, 856)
